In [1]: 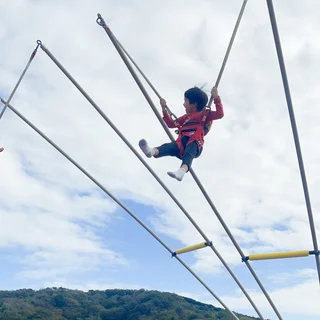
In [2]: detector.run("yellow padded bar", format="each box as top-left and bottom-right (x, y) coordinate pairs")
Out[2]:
(248, 250), (309, 261)
(174, 241), (211, 256)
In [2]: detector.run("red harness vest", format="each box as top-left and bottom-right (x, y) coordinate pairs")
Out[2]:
(162, 96), (224, 157)
(175, 111), (211, 156)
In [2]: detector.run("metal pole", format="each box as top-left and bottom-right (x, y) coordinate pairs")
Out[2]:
(266, 0), (320, 285)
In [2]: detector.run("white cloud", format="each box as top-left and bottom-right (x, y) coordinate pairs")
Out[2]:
(221, 278), (320, 317)
(0, 0), (320, 318)
(268, 268), (317, 285)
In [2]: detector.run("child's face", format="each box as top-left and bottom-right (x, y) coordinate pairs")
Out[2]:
(183, 98), (197, 113)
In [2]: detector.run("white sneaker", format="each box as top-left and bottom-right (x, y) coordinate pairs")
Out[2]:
(139, 139), (154, 158)
(167, 167), (186, 181)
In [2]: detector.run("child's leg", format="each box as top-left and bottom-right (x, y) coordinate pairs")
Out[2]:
(167, 141), (199, 181)
(139, 139), (179, 158)
(156, 142), (180, 158)
(181, 141), (199, 171)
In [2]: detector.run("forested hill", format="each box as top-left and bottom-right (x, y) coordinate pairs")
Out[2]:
(0, 288), (261, 320)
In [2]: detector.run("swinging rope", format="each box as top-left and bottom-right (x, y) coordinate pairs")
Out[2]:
(0, 43), (40, 120)
(0, 96), (240, 320)
(113, 38), (178, 123)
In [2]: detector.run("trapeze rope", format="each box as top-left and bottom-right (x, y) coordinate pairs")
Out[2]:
(0, 43), (40, 119)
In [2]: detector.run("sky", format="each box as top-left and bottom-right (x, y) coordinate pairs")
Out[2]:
(0, 0), (319, 319)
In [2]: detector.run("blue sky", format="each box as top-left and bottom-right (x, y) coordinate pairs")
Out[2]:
(0, 1), (320, 320)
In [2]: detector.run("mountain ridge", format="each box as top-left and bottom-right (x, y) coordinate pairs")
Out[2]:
(0, 287), (262, 319)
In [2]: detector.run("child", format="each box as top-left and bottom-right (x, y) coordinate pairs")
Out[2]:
(139, 86), (224, 181)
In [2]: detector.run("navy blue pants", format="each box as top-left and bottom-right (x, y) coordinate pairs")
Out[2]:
(155, 136), (201, 170)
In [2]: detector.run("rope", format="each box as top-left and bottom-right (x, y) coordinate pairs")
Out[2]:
(0, 43), (40, 119)
(209, 0), (248, 108)
(1, 96), (240, 320)
(96, 3), (283, 319)
(266, 0), (320, 285)
(114, 39), (178, 122)
(38, 41), (265, 319)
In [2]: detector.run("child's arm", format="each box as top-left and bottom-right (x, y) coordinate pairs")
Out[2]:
(207, 87), (224, 121)
(160, 98), (187, 128)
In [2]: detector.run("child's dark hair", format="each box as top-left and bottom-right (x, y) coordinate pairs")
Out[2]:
(184, 87), (208, 111)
